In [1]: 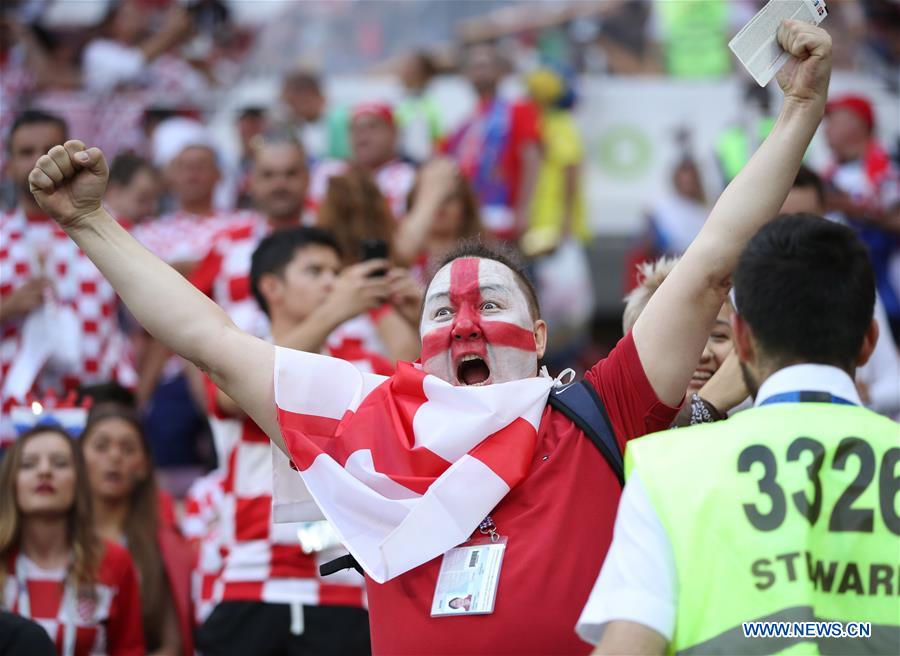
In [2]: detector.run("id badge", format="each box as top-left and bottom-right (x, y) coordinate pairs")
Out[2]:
(430, 537), (507, 617)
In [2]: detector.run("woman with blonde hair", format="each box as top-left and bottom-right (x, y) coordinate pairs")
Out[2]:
(80, 403), (194, 655)
(0, 425), (144, 655)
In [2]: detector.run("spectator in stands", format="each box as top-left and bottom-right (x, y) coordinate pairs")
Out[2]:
(317, 169), (423, 363)
(647, 155), (709, 256)
(279, 68), (347, 161)
(622, 257), (748, 427)
(191, 132), (310, 339)
(394, 158), (482, 278)
(783, 165), (900, 419)
(822, 93), (900, 341)
(82, 0), (194, 94)
(396, 51), (444, 163)
(858, 0), (900, 91)
(80, 404), (193, 656)
(651, 0), (733, 78)
(445, 42), (541, 241)
(0, 110), (138, 446)
(0, 426), (144, 654)
(715, 81), (775, 187)
(233, 106), (266, 209)
(308, 104), (417, 221)
(524, 65), (589, 250)
(194, 227), (379, 655)
(105, 153), (161, 225)
(136, 118), (247, 272)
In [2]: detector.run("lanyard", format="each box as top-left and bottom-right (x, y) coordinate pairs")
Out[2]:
(15, 553), (78, 656)
(758, 390), (858, 407)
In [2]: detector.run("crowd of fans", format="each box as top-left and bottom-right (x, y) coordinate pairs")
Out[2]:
(0, 1), (898, 655)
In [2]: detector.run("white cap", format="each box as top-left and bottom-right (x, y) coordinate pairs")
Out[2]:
(152, 117), (217, 168)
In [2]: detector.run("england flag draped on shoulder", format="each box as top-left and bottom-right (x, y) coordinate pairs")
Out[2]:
(271, 346), (553, 583)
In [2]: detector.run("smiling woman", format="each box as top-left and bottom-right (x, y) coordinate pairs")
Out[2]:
(0, 427), (145, 655)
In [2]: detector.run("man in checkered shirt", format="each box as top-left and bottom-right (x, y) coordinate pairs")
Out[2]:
(194, 226), (403, 654)
(307, 103), (418, 221)
(189, 134), (310, 339)
(134, 120), (251, 272)
(0, 110), (137, 445)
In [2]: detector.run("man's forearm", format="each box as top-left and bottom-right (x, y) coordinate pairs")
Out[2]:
(65, 208), (235, 372)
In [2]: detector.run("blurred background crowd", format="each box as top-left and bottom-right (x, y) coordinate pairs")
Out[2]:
(0, 0), (900, 512)
(0, 1), (898, 654)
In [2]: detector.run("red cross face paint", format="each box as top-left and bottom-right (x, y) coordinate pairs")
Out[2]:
(420, 258), (539, 386)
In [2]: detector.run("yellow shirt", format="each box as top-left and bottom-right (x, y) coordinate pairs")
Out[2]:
(530, 110), (589, 242)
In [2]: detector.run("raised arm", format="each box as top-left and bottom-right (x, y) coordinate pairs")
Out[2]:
(28, 140), (287, 452)
(633, 21), (832, 406)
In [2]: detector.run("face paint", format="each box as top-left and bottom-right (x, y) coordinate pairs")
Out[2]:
(420, 258), (538, 386)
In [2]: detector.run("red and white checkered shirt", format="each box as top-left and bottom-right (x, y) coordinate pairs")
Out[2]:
(181, 469), (228, 623)
(202, 380), (368, 608)
(306, 159), (417, 220)
(3, 542), (144, 656)
(189, 213), (274, 338)
(132, 209), (253, 267)
(0, 210), (137, 444)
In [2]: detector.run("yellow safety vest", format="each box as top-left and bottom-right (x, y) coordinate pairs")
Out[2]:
(629, 402), (900, 654)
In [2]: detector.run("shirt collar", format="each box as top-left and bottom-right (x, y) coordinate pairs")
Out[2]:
(754, 364), (862, 408)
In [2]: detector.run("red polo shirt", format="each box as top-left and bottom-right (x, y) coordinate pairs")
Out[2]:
(365, 331), (678, 654)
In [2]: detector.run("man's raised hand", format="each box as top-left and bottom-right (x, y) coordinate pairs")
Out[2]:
(776, 20), (832, 109)
(28, 141), (109, 228)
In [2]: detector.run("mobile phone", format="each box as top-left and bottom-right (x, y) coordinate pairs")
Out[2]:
(360, 239), (389, 277)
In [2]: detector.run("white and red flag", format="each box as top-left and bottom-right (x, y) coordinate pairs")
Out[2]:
(271, 346), (553, 583)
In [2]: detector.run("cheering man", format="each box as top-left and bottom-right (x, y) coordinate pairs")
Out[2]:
(26, 20), (831, 655)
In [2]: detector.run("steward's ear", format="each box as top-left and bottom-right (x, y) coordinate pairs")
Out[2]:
(855, 318), (879, 368)
(731, 313), (755, 364)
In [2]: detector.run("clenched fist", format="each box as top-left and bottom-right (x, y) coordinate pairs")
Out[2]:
(28, 140), (109, 228)
(775, 19), (832, 108)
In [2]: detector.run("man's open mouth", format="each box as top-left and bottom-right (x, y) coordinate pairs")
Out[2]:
(457, 354), (491, 386)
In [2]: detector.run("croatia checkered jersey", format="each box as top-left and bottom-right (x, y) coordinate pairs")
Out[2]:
(3, 541), (144, 656)
(188, 213), (273, 337)
(132, 209), (255, 267)
(201, 377), (370, 609)
(181, 469), (228, 623)
(0, 210), (137, 444)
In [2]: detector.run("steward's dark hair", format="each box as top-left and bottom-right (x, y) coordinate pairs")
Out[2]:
(7, 110), (68, 153)
(428, 239), (540, 321)
(733, 214), (875, 371)
(250, 227), (342, 317)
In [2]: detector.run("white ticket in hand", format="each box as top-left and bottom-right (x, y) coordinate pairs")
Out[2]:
(729, 0), (828, 87)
